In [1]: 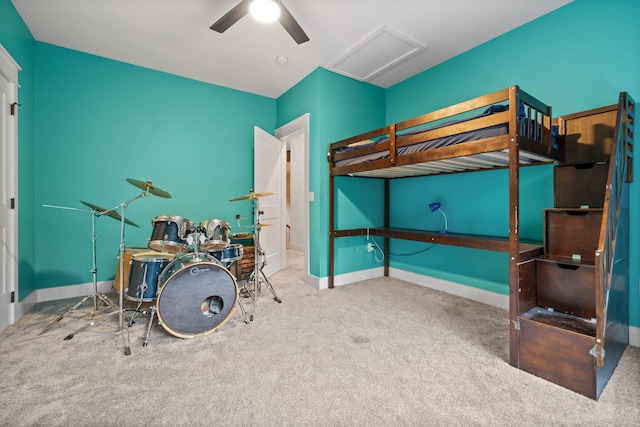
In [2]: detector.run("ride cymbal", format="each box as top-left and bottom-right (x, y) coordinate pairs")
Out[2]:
(126, 178), (172, 198)
(80, 201), (140, 228)
(228, 191), (275, 201)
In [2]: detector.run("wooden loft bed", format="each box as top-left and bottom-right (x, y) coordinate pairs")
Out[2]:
(327, 85), (562, 290)
(328, 84), (634, 399)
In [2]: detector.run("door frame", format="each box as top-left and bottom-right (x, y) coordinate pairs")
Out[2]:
(276, 113), (311, 285)
(0, 43), (20, 331)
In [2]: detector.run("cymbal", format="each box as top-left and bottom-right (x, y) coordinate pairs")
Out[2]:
(228, 191), (275, 202)
(80, 201), (140, 228)
(258, 223), (273, 227)
(126, 178), (172, 198)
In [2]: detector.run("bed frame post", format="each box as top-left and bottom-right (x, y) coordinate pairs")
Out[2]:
(384, 178), (390, 277)
(508, 86), (521, 367)
(329, 172), (335, 289)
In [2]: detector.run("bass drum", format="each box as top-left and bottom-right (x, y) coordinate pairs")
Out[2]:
(156, 261), (238, 338)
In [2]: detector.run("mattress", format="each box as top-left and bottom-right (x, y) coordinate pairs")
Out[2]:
(334, 104), (512, 168)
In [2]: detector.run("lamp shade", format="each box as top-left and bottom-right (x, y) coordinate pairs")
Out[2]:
(428, 201), (448, 235)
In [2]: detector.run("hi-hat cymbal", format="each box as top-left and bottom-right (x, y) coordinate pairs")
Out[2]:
(228, 191), (275, 202)
(80, 201), (140, 228)
(126, 178), (172, 198)
(258, 223), (274, 227)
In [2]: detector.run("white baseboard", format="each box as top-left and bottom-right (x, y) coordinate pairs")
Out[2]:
(630, 326), (640, 348)
(389, 268), (509, 310)
(304, 273), (321, 289)
(317, 267), (385, 290)
(289, 242), (305, 252)
(36, 280), (114, 302)
(14, 290), (38, 322)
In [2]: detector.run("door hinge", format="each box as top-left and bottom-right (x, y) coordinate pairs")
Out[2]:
(10, 198), (15, 209)
(11, 292), (15, 303)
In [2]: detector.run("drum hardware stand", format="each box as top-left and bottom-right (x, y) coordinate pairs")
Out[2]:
(235, 194), (282, 322)
(121, 277), (153, 329)
(40, 204), (119, 335)
(242, 225), (282, 300)
(106, 178), (172, 355)
(104, 192), (149, 339)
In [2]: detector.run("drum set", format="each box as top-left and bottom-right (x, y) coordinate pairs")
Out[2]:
(124, 190), (283, 346)
(42, 178), (282, 353)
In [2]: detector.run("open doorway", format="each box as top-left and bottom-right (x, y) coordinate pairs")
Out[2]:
(276, 114), (311, 284)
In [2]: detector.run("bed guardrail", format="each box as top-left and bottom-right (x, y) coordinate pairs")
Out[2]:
(328, 86), (556, 177)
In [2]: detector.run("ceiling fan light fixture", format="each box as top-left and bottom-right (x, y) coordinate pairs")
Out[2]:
(250, 0), (281, 23)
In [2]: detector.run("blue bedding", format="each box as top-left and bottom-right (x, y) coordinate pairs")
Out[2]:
(334, 104), (520, 167)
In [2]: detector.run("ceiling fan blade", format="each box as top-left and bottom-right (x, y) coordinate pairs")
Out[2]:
(277, 1), (309, 44)
(210, 0), (252, 33)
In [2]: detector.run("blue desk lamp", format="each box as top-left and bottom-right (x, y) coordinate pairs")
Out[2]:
(428, 202), (449, 235)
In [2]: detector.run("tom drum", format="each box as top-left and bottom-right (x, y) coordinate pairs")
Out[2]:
(148, 215), (194, 253)
(199, 219), (231, 251)
(211, 243), (244, 264)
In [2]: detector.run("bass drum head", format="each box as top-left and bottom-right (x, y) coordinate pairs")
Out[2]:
(156, 262), (238, 338)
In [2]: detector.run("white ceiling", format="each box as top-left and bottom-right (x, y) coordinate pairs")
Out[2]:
(11, 0), (572, 99)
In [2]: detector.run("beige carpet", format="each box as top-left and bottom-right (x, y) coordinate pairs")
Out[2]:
(1, 250), (639, 427)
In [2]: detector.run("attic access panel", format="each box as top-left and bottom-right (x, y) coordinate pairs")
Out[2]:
(327, 24), (426, 82)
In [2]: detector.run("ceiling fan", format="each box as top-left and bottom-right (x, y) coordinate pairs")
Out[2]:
(210, 0), (309, 44)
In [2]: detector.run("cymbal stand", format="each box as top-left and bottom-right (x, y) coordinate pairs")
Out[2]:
(100, 190), (149, 354)
(240, 197), (282, 321)
(40, 204), (117, 334)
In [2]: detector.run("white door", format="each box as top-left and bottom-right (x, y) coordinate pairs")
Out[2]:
(0, 70), (17, 332)
(253, 127), (286, 278)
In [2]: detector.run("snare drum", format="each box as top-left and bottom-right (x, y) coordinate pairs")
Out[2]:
(148, 215), (194, 253)
(211, 243), (244, 264)
(126, 253), (174, 302)
(199, 219), (230, 251)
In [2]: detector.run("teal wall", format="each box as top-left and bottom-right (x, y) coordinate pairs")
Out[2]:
(277, 68), (386, 277)
(0, 0), (37, 301)
(34, 43), (276, 288)
(2, 0), (639, 329)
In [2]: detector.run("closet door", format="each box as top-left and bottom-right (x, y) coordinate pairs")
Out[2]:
(253, 126), (286, 277)
(0, 61), (18, 333)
